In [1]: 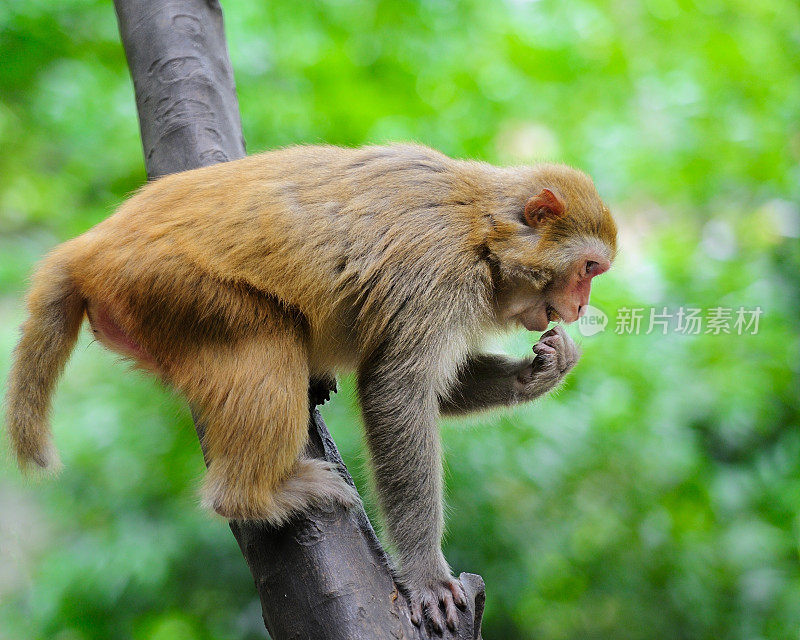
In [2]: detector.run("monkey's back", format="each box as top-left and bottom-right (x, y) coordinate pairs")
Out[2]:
(62, 144), (495, 365)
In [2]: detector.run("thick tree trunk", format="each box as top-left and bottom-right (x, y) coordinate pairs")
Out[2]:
(112, 1), (485, 638)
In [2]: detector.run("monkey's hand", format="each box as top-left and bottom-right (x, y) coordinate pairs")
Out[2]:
(515, 325), (580, 401)
(407, 572), (467, 634)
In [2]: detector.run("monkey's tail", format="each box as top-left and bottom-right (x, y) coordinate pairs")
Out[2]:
(4, 252), (85, 472)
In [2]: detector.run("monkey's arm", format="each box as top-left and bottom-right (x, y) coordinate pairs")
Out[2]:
(438, 353), (527, 415)
(440, 326), (579, 415)
(358, 354), (467, 634)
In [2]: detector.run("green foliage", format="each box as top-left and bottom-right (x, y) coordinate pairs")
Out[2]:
(0, 1), (798, 638)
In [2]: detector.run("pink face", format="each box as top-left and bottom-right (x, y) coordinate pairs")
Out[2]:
(547, 253), (611, 322)
(508, 186), (616, 332)
(514, 252), (611, 332)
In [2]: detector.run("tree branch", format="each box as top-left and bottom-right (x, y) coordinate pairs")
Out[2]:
(112, 1), (484, 637)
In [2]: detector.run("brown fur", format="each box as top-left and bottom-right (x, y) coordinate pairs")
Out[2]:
(4, 143), (616, 628)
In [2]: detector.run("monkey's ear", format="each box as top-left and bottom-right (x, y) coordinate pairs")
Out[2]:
(523, 189), (565, 227)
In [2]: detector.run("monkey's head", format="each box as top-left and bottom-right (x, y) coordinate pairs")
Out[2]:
(490, 164), (618, 332)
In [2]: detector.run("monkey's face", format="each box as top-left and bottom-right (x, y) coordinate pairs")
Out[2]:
(497, 246), (610, 332)
(491, 167), (617, 332)
(536, 244), (611, 329)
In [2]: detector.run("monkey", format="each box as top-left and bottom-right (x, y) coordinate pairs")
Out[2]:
(4, 143), (617, 633)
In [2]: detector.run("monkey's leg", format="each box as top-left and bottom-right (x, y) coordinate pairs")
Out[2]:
(440, 326), (580, 415)
(357, 359), (466, 633)
(171, 322), (358, 525)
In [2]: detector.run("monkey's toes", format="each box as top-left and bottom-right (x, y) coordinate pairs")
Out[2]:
(410, 577), (465, 634)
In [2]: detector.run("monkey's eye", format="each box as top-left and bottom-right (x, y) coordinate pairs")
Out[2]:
(585, 260), (599, 276)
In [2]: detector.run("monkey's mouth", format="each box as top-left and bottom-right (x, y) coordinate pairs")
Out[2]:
(518, 303), (560, 332)
(546, 305), (561, 322)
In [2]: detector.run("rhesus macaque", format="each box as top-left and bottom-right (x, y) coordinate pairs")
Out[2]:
(5, 144), (616, 632)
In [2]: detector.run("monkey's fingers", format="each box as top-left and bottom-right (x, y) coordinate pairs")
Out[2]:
(409, 580), (464, 635)
(532, 341), (557, 362)
(442, 591), (459, 631)
(440, 575), (468, 629)
(563, 337), (580, 370)
(410, 600), (424, 627)
(549, 338), (568, 371)
(422, 589), (446, 634)
(540, 331), (570, 371)
(532, 341), (556, 354)
(448, 577), (467, 608)
(540, 327), (565, 344)
(549, 325), (580, 372)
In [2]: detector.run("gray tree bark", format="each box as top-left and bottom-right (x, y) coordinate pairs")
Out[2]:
(112, 1), (485, 638)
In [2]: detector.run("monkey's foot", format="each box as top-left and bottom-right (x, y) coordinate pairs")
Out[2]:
(202, 458), (360, 526)
(408, 576), (467, 634)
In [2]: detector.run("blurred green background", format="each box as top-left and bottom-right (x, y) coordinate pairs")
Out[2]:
(1, 0), (799, 638)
